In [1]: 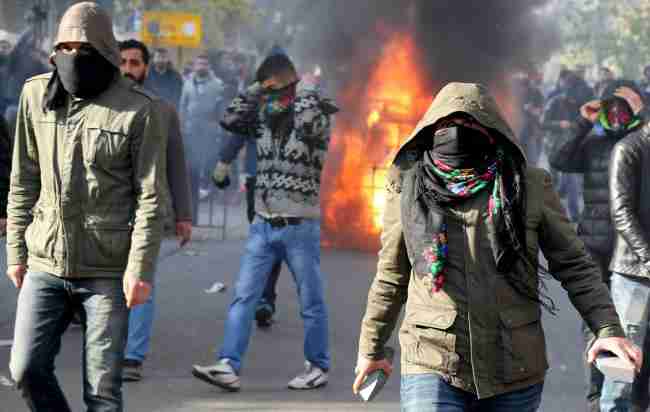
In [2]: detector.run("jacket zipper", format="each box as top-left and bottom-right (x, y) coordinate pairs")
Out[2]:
(58, 100), (72, 275)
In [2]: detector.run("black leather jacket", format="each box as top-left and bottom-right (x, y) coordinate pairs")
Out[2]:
(609, 125), (650, 277)
(548, 116), (619, 256)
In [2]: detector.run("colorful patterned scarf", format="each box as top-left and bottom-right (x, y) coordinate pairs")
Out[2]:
(422, 150), (503, 291)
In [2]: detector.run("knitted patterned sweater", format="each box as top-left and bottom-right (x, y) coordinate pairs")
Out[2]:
(220, 84), (338, 219)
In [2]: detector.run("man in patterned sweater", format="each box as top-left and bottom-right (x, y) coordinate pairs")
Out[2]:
(192, 53), (338, 391)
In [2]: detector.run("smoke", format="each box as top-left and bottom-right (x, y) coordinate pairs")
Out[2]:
(270, 1), (561, 250)
(287, 0), (559, 90)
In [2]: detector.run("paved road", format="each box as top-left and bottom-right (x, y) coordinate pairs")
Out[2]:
(0, 233), (590, 411)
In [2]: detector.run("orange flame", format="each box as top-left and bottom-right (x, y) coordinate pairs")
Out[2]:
(321, 33), (522, 251)
(321, 34), (432, 251)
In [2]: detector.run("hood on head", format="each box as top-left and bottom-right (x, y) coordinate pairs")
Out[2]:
(601, 79), (645, 106)
(392, 82), (525, 165)
(256, 53), (298, 90)
(53, 2), (120, 68)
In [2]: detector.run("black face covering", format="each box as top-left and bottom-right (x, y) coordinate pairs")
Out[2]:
(53, 48), (116, 98)
(432, 125), (496, 169)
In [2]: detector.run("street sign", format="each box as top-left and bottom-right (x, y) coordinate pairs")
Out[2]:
(141, 12), (202, 48)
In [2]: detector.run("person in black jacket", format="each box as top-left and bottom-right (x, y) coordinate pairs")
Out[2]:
(0, 114), (10, 234)
(602, 108), (650, 412)
(548, 80), (646, 412)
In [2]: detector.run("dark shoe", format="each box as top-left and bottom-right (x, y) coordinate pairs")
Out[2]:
(123, 359), (143, 382)
(70, 312), (82, 328)
(255, 304), (274, 328)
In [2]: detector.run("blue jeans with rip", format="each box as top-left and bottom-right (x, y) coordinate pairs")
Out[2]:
(217, 217), (329, 373)
(600, 272), (650, 412)
(400, 374), (544, 412)
(10, 271), (129, 412)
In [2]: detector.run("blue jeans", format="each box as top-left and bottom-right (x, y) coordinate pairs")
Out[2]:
(124, 239), (177, 362)
(125, 286), (155, 362)
(217, 217), (329, 373)
(257, 261), (282, 313)
(10, 271), (129, 412)
(401, 374), (544, 412)
(600, 273), (650, 412)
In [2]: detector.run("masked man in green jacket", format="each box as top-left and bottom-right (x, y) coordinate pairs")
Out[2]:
(354, 82), (641, 412)
(6, 3), (166, 411)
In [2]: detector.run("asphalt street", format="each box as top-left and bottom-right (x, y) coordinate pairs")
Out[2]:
(0, 229), (590, 411)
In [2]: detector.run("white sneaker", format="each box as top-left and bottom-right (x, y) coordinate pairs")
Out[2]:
(192, 359), (241, 392)
(287, 361), (328, 390)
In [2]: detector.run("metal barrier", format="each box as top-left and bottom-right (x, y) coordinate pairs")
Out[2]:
(195, 189), (229, 241)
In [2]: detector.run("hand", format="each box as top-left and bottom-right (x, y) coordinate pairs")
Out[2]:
(123, 275), (152, 308)
(352, 356), (393, 395)
(587, 336), (643, 373)
(580, 100), (602, 123)
(176, 220), (192, 247)
(261, 70), (299, 92)
(615, 86), (645, 115)
(211, 161), (231, 189)
(559, 120), (572, 130)
(246, 82), (264, 98)
(7, 265), (27, 289)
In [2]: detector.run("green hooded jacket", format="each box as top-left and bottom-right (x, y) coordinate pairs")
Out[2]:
(6, 2), (166, 282)
(357, 83), (624, 399)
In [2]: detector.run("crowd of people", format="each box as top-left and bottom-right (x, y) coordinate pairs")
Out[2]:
(3, 2), (650, 412)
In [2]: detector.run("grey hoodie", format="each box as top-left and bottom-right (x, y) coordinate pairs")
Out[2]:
(53, 2), (121, 68)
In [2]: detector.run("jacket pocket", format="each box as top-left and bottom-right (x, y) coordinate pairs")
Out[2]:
(403, 305), (459, 375)
(25, 208), (57, 260)
(499, 305), (548, 383)
(84, 126), (130, 169)
(80, 222), (132, 271)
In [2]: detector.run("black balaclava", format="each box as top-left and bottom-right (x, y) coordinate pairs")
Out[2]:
(53, 47), (116, 98)
(432, 125), (496, 170)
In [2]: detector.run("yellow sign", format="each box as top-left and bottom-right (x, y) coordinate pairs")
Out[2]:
(142, 12), (202, 48)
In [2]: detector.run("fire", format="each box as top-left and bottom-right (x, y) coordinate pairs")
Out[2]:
(321, 33), (432, 251)
(367, 110), (381, 128)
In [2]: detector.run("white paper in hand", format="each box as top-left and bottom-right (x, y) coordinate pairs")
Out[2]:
(595, 353), (635, 383)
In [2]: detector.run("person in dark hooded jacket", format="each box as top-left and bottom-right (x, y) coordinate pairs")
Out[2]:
(548, 79), (646, 412)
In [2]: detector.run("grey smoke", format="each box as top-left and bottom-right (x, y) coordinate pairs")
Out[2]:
(269, 1), (560, 249)
(286, 0), (558, 90)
